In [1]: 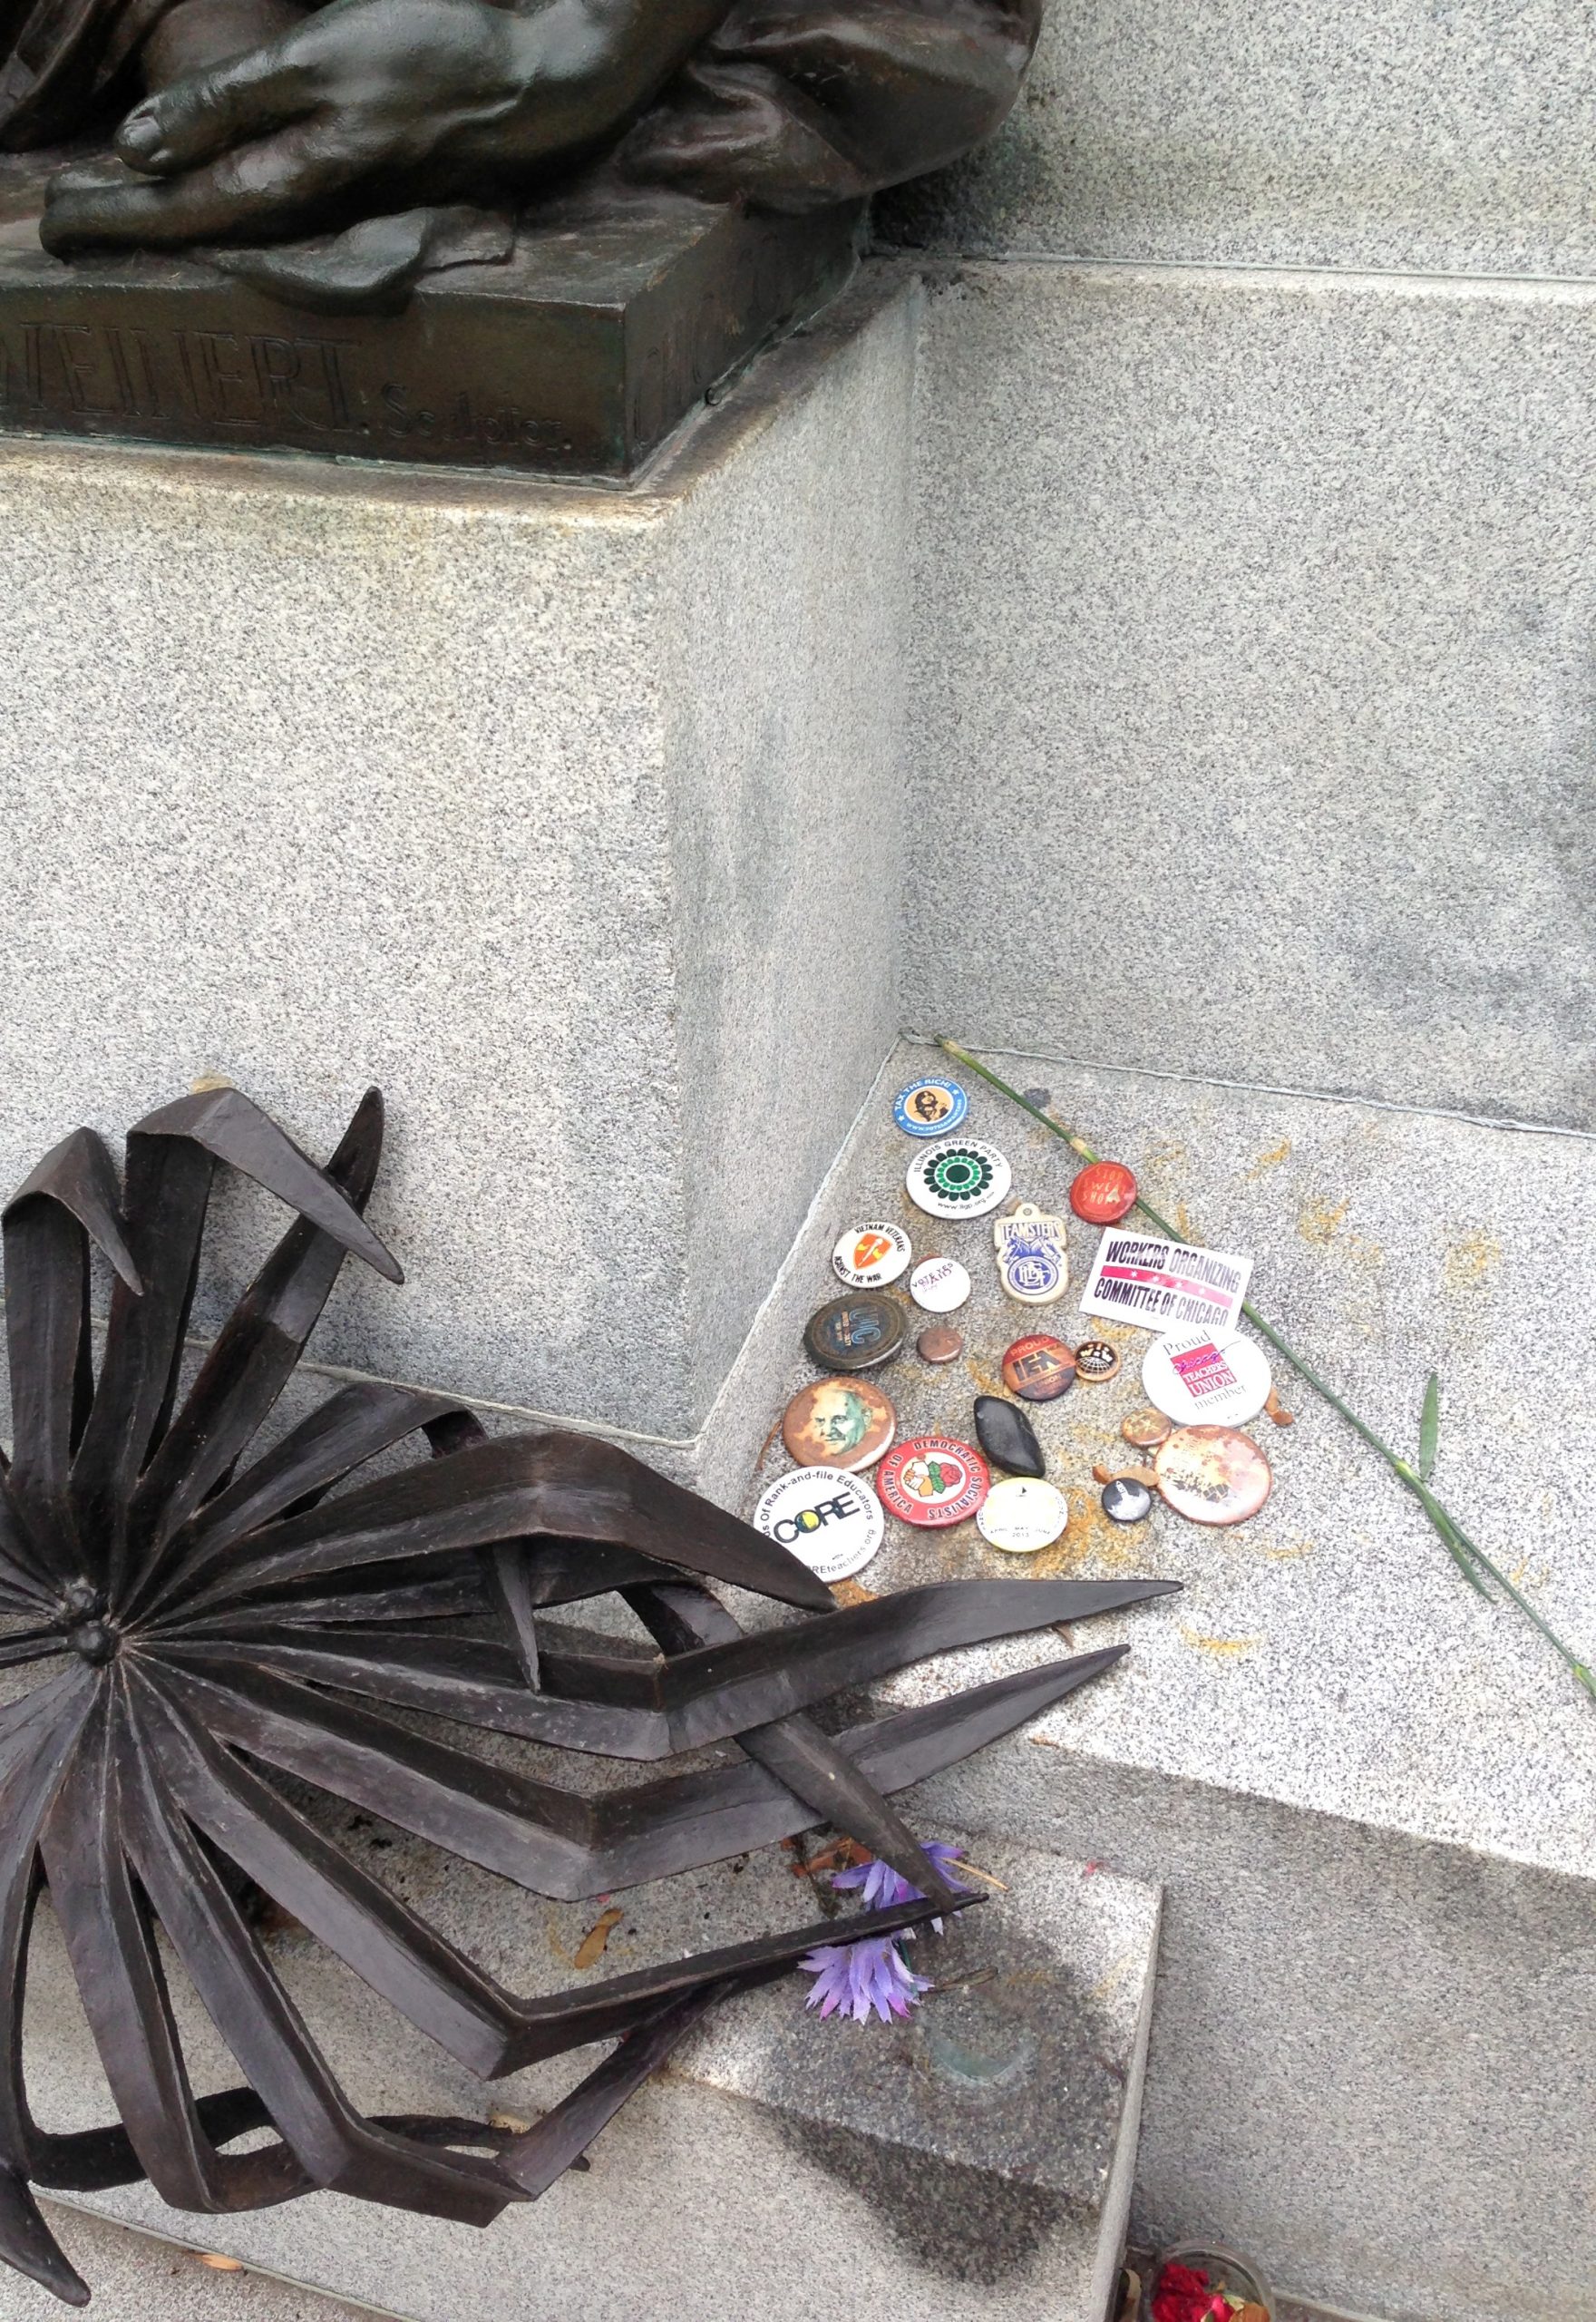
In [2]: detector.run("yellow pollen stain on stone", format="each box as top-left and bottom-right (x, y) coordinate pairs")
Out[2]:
(1179, 1627), (1261, 1656)
(1297, 1194), (1352, 1246)
(1244, 1139), (1293, 1182)
(1443, 1229), (1501, 1293)
(1172, 1201), (1195, 1239)
(1260, 1539), (1314, 1562)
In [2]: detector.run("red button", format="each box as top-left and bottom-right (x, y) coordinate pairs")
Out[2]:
(1070, 1160), (1138, 1224)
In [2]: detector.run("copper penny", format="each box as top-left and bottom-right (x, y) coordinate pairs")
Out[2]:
(1153, 1425), (1272, 1526)
(917, 1324), (965, 1365)
(1121, 1407), (1173, 1450)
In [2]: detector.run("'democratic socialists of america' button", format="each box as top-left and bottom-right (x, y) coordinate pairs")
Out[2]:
(832, 1224), (912, 1289)
(753, 1468), (884, 1582)
(905, 1140), (1012, 1220)
(877, 1436), (989, 1528)
(893, 1078), (968, 1138)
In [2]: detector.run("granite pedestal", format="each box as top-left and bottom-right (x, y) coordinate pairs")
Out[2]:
(25, 1820), (1160, 2322)
(0, 274), (915, 1474)
(738, 1038), (1596, 2322)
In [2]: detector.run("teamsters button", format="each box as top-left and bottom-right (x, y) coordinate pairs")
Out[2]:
(753, 1467), (884, 1582)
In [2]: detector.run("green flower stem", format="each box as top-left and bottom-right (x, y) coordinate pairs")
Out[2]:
(936, 1037), (1596, 1702)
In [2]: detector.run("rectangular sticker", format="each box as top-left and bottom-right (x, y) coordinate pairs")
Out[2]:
(1081, 1231), (1253, 1333)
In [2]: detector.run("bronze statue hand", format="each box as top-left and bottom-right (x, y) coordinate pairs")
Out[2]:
(41, 0), (727, 250)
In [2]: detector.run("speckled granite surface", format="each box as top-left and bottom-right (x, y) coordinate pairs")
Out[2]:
(729, 1039), (1596, 2322)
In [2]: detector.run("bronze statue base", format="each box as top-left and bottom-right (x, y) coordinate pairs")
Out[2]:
(0, 161), (860, 477)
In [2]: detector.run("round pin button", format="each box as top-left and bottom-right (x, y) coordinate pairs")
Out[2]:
(781, 1377), (896, 1474)
(1102, 1477), (1153, 1525)
(1142, 1329), (1272, 1427)
(753, 1467), (884, 1583)
(917, 1324), (965, 1364)
(894, 1078), (968, 1138)
(905, 1139), (1013, 1220)
(910, 1255), (971, 1312)
(978, 1477), (1068, 1554)
(1070, 1161), (1138, 1224)
(1000, 1334), (1077, 1403)
(832, 1224), (912, 1289)
(876, 1436), (989, 1528)
(1153, 1425), (1272, 1526)
(1075, 1338), (1122, 1384)
(1121, 1407), (1173, 1450)
(803, 1293), (904, 1374)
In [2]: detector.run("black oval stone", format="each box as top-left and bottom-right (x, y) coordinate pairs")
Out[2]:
(973, 1395), (1046, 1479)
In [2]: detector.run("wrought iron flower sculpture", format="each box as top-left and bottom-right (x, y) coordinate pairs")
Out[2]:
(0, 1086), (1177, 2302)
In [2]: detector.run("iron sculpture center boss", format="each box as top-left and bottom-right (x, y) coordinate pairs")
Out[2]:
(0, 0), (1042, 256)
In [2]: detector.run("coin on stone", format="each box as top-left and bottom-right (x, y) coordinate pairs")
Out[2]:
(803, 1293), (904, 1374)
(1153, 1425), (1272, 1526)
(977, 1476), (1068, 1553)
(753, 1467), (884, 1583)
(905, 1138), (1012, 1220)
(781, 1377), (896, 1473)
(832, 1224), (912, 1289)
(909, 1254), (971, 1312)
(917, 1323), (965, 1364)
(999, 1333), (1076, 1403)
(1075, 1338), (1122, 1383)
(893, 1078), (968, 1138)
(1121, 1407), (1173, 1450)
(877, 1436), (989, 1528)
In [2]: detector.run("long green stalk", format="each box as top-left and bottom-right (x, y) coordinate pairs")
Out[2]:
(936, 1036), (1596, 1702)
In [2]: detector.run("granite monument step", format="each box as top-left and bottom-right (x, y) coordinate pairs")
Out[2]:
(722, 1036), (1596, 2322)
(28, 1821), (1160, 2322)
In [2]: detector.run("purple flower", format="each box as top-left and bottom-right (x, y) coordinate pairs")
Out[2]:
(832, 1840), (970, 1931)
(798, 1935), (933, 2024)
(797, 1844), (971, 2024)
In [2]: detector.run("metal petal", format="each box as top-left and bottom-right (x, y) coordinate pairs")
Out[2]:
(151, 1642), (1124, 1900)
(172, 1432), (837, 1620)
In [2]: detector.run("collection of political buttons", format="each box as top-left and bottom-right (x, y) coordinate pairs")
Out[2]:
(771, 1072), (1287, 1579)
